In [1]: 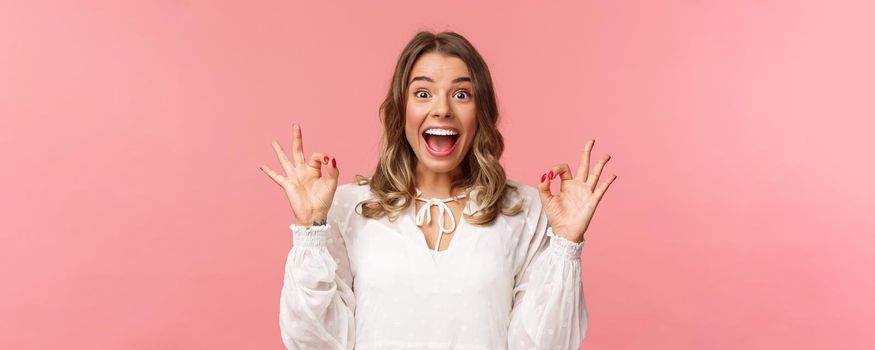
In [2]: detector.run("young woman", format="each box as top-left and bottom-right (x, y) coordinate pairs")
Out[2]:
(261, 31), (617, 350)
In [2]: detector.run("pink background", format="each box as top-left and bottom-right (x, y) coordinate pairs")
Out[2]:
(2, 0), (873, 349)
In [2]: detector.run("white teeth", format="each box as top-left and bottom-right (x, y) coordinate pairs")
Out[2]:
(424, 128), (459, 136)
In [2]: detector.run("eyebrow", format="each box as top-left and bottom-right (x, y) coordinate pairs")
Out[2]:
(409, 76), (472, 84)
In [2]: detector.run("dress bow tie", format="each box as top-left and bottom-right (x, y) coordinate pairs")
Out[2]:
(414, 191), (467, 252)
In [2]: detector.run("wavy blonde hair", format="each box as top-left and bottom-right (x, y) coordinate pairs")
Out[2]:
(353, 31), (524, 226)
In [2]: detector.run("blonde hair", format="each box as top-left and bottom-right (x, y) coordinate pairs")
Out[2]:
(353, 31), (524, 225)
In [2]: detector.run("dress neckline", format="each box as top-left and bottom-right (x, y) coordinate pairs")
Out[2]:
(409, 187), (477, 255)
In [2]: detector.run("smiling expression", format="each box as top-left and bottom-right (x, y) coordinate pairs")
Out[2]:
(404, 52), (478, 174)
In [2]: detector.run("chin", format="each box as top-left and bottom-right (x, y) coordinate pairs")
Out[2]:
(417, 157), (464, 173)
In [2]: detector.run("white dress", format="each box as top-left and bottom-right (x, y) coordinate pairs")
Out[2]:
(279, 179), (588, 350)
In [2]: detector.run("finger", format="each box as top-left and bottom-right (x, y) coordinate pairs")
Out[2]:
(586, 154), (612, 191)
(325, 156), (339, 187)
(292, 123), (306, 166)
(550, 163), (573, 181)
(577, 139), (594, 183)
(549, 163), (573, 192)
(259, 165), (285, 187)
(307, 152), (328, 177)
(271, 140), (295, 174)
(593, 174), (618, 202)
(537, 171), (553, 205)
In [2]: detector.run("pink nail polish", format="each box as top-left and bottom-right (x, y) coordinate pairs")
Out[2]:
(540, 173), (547, 183)
(332, 158), (336, 168)
(548, 171), (554, 179)
(323, 155), (329, 164)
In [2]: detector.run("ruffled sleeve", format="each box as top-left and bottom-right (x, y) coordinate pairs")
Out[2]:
(279, 184), (357, 350)
(507, 195), (588, 350)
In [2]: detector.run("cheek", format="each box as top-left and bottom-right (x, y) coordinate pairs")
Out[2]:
(406, 103), (426, 120)
(405, 107), (425, 143)
(463, 114), (477, 130)
(460, 108), (478, 139)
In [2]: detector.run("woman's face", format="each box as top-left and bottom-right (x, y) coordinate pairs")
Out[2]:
(404, 52), (478, 176)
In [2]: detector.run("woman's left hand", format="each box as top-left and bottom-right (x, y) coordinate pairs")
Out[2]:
(537, 139), (617, 243)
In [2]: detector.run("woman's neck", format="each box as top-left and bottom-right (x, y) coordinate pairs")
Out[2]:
(414, 162), (464, 199)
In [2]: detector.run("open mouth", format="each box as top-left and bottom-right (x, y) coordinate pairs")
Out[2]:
(422, 127), (460, 157)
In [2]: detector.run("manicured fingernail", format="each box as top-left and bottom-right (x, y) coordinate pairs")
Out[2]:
(323, 155), (329, 164)
(548, 171), (554, 179)
(331, 158), (336, 168)
(540, 173), (547, 183)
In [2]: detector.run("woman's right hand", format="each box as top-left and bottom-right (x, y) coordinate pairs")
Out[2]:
(260, 123), (339, 226)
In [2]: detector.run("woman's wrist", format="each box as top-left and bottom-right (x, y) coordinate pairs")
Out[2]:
(297, 209), (328, 227)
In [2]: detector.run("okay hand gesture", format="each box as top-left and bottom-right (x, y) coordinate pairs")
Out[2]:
(538, 139), (617, 243)
(260, 124), (338, 226)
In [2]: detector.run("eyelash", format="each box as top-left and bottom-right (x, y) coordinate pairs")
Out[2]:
(414, 90), (472, 100)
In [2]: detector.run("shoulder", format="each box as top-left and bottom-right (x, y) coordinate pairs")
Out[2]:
(504, 178), (542, 216)
(333, 182), (374, 208)
(498, 179), (546, 236)
(328, 182), (373, 226)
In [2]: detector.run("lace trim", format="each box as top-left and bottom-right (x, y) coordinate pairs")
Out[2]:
(289, 223), (331, 247)
(545, 226), (584, 259)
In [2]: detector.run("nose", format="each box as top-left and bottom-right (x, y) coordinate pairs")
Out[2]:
(431, 94), (452, 119)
